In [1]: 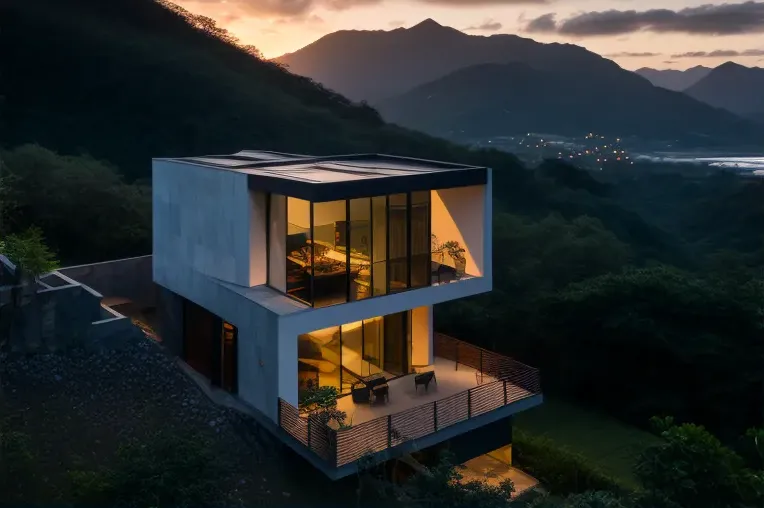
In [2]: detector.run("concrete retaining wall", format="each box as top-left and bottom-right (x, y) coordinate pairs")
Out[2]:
(58, 255), (155, 308)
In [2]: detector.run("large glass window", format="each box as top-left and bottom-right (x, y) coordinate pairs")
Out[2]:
(349, 198), (371, 301)
(278, 191), (434, 306)
(341, 321), (364, 378)
(371, 196), (387, 297)
(410, 191), (431, 289)
(298, 326), (341, 395)
(388, 193), (409, 293)
(297, 312), (412, 397)
(286, 197), (312, 304)
(312, 201), (348, 308)
(362, 317), (384, 376)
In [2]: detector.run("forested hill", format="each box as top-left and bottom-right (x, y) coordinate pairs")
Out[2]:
(0, 0), (522, 182)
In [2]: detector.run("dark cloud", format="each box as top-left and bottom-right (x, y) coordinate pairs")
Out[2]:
(671, 48), (764, 58)
(464, 19), (503, 31)
(526, 13), (556, 32)
(604, 51), (662, 57)
(525, 1), (764, 36)
(663, 60), (677, 64)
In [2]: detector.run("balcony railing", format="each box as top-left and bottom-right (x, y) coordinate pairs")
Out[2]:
(278, 334), (541, 468)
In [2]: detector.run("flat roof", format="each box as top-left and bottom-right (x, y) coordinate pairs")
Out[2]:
(154, 150), (487, 201)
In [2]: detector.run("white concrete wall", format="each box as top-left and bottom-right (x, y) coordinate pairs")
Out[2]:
(411, 305), (433, 367)
(153, 160), (264, 288)
(431, 183), (487, 277)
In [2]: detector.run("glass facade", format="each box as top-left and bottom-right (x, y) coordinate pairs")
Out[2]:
(297, 311), (413, 397)
(279, 191), (433, 307)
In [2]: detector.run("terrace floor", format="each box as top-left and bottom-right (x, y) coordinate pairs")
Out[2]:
(334, 357), (532, 426)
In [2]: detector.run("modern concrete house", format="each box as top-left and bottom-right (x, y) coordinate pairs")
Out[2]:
(152, 150), (543, 480)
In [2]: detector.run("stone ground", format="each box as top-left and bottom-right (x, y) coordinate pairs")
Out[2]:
(0, 336), (358, 506)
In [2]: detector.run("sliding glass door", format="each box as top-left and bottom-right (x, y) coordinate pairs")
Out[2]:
(383, 311), (411, 376)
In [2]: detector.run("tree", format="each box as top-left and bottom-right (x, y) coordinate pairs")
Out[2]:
(0, 227), (59, 281)
(362, 451), (514, 508)
(634, 418), (764, 508)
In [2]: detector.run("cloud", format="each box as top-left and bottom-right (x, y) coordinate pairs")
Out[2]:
(525, 1), (764, 36)
(464, 19), (503, 31)
(663, 60), (677, 64)
(671, 48), (764, 58)
(604, 51), (662, 57)
(389, 20), (405, 28)
(526, 12), (556, 32)
(273, 13), (324, 23)
(189, 0), (548, 17)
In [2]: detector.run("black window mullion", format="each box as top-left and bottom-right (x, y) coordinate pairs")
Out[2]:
(369, 197), (374, 298)
(385, 195), (390, 295)
(346, 199), (351, 301)
(310, 202), (315, 307)
(406, 192), (412, 289)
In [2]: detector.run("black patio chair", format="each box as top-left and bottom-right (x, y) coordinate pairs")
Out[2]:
(414, 370), (437, 393)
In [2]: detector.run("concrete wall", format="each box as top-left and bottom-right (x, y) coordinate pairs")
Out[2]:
(153, 160), (265, 288)
(58, 255), (156, 308)
(411, 305), (433, 367)
(153, 262), (281, 422)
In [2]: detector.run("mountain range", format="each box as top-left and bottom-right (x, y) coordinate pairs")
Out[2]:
(635, 66), (712, 92)
(685, 62), (764, 121)
(276, 20), (764, 146)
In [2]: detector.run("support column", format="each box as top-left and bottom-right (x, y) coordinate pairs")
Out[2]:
(411, 305), (433, 367)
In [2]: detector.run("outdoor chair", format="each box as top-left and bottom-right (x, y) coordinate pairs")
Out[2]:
(351, 381), (371, 404)
(414, 370), (437, 393)
(372, 383), (389, 404)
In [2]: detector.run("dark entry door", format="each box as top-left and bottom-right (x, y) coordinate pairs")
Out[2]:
(221, 322), (238, 393)
(182, 299), (215, 380)
(383, 311), (410, 376)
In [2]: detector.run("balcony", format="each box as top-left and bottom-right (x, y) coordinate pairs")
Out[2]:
(279, 334), (541, 469)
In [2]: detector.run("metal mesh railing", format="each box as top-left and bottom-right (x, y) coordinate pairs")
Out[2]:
(278, 334), (541, 467)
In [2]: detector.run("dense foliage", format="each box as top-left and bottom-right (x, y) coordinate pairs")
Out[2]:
(362, 420), (764, 508)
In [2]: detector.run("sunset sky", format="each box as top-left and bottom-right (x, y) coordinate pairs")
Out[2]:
(177, 0), (764, 70)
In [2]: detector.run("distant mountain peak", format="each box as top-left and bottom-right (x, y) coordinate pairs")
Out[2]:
(717, 61), (747, 71)
(411, 18), (443, 29)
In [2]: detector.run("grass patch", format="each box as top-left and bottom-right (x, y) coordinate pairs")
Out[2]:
(514, 398), (661, 489)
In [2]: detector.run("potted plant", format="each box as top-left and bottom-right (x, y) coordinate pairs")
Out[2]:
(442, 240), (466, 278)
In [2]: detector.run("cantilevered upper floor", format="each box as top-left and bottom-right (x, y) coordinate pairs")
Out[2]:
(152, 150), (492, 310)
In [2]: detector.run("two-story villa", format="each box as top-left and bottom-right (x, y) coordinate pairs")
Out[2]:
(152, 150), (542, 480)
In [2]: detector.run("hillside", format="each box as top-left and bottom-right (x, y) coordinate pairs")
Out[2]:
(635, 66), (711, 91)
(685, 62), (764, 119)
(276, 19), (641, 103)
(376, 62), (763, 146)
(0, 0), (521, 182)
(276, 21), (761, 146)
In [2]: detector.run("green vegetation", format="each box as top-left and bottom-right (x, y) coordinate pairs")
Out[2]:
(68, 430), (228, 507)
(0, 227), (59, 279)
(361, 420), (764, 508)
(515, 400), (660, 489)
(513, 429), (626, 494)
